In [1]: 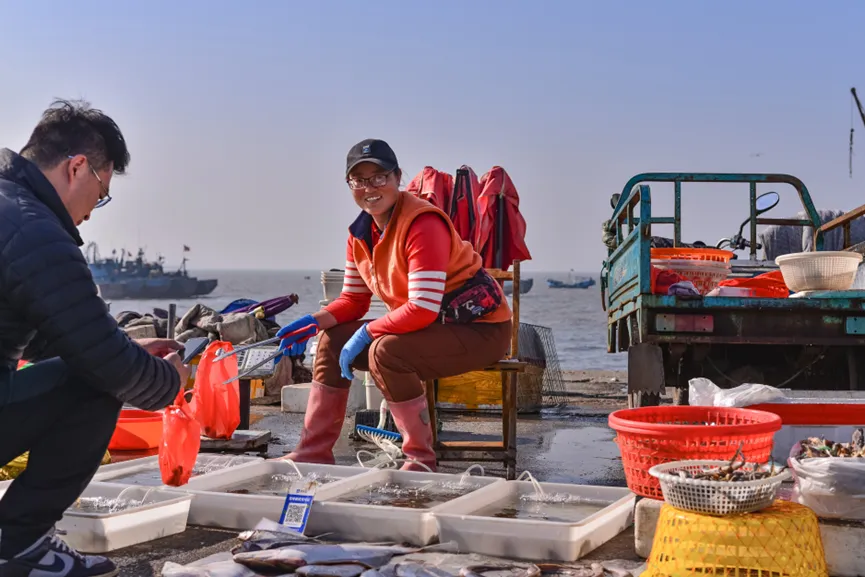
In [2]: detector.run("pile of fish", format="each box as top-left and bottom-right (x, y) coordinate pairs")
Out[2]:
(796, 428), (865, 459)
(676, 445), (783, 482)
(160, 520), (644, 577)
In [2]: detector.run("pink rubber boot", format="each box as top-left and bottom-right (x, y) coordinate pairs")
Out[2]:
(388, 395), (437, 472)
(283, 382), (349, 464)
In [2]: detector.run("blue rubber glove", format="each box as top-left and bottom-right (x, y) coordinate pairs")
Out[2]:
(339, 323), (373, 380)
(288, 340), (307, 358)
(275, 314), (319, 363)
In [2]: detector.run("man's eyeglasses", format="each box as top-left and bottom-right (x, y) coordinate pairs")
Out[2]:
(68, 155), (111, 208)
(347, 170), (392, 190)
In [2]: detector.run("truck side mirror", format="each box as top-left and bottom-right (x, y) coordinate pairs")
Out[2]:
(610, 193), (621, 210)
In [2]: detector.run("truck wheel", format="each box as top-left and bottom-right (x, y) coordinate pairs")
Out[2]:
(628, 391), (661, 409)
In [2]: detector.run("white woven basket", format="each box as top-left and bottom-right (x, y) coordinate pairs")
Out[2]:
(775, 251), (862, 292)
(648, 460), (791, 516)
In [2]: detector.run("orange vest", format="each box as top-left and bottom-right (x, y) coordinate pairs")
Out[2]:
(348, 191), (512, 324)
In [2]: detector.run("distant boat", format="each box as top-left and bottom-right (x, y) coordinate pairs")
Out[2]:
(546, 270), (595, 289)
(503, 278), (534, 296)
(85, 243), (218, 300)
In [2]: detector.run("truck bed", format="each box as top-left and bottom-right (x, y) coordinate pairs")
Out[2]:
(609, 293), (865, 346)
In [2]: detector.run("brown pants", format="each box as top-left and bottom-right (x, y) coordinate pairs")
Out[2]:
(314, 320), (512, 402)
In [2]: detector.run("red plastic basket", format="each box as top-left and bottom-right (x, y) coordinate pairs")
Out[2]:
(608, 406), (782, 499)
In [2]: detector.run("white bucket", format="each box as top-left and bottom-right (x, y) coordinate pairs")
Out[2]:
(321, 270), (345, 301)
(364, 372), (385, 411)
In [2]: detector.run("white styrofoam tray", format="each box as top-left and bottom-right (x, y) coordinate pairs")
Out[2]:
(172, 461), (376, 530)
(310, 469), (505, 546)
(93, 454), (264, 486)
(55, 483), (191, 553)
(433, 481), (636, 562)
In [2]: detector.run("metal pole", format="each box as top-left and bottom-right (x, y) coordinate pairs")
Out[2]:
(168, 303), (176, 339)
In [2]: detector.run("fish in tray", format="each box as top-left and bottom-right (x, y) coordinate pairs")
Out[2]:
(233, 544), (421, 573)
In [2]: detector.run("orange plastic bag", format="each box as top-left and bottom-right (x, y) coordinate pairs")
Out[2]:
(158, 390), (201, 486)
(191, 341), (241, 439)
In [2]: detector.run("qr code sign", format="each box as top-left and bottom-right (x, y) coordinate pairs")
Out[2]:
(283, 503), (307, 527)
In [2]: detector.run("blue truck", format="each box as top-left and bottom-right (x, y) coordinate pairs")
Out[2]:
(601, 173), (865, 408)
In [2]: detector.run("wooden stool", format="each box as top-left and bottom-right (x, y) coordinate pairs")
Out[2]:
(424, 260), (526, 480)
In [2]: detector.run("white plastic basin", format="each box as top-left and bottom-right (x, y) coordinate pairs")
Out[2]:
(93, 454), (263, 487)
(175, 461), (376, 530)
(311, 469), (504, 546)
(433, 481), (636, 562)
(776, 251), (863, 292)
(56, 483), (192, 553)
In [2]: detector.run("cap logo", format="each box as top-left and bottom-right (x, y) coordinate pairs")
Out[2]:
(361, 144), (371, 154)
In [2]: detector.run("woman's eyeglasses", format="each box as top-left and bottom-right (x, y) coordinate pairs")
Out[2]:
(347, 170), (392, 190)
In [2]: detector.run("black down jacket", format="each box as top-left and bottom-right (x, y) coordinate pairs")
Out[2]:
(0, 148), (180, 410)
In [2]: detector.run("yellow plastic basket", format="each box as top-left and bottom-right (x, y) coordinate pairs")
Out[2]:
(643, 500), (827, 577)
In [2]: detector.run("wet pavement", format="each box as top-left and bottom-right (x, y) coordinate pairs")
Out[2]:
(256, 407), (627, 487)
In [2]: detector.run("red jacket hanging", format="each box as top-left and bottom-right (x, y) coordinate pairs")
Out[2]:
(475, 166), (531, 270)
(406, 166), (453, 214)
(449, 165), (480, 244)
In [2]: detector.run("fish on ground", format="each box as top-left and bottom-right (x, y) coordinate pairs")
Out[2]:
(233, 518), (327, 553)
(360, 567), (397, 577)
(460, 564), (541, 577)
(296, 564), (369, 577)
(161, 559), (277, 577)
(235, 528), (323, 553)
(394, 561), (456, 577)
(233, 544), (419, 573)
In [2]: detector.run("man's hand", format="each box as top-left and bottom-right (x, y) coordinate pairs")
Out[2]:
(136, 338), (184, 358)
(164, 351), (192, 384)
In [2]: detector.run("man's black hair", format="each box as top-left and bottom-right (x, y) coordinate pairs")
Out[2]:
(19, 99), (130, 175)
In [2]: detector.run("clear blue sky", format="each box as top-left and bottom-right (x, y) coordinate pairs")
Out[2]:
(1, 0), (863, 272)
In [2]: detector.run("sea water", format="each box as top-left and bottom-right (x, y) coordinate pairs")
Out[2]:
(334, 480), (482, 509)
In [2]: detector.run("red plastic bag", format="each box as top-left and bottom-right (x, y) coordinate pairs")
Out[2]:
(718, 270), (790, 298)
(158, 390), (201, 486)
(191, 341), (241, 439)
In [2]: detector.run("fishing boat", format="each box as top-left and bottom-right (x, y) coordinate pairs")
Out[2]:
(84, 243), (218, 300)
(546, 270), (595, 289)
(503, 278), (534, 295)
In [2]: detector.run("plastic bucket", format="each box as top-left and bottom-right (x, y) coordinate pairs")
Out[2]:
(108, 409), (163, 451)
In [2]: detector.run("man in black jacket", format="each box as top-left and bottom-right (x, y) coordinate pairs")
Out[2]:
(0, 100), (190, 577)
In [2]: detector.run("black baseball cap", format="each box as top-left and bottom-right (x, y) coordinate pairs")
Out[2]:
(345, 139), (399, 177)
